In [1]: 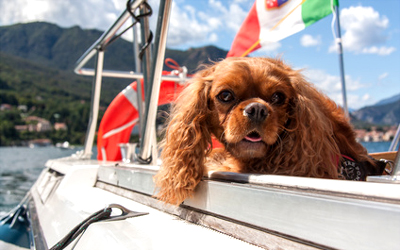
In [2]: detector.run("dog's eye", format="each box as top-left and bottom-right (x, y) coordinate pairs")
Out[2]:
(271, 92), (286, 105)
(217, 90), (235, 103)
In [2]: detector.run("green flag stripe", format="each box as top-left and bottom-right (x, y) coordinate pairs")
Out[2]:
(302, 0), (338, 27)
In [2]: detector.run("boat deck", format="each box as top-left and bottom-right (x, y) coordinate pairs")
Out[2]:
(29, 157), (400, 249)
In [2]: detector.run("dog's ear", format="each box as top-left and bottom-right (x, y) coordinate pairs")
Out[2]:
(154, 66), (214, 205)
(285, 72), (341, 178)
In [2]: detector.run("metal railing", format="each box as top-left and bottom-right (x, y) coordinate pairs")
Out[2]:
(367, 124), (400, 183)
(389, 124), (400, 177)
(74, 0), (179, 161)
(389, 124), (400, 152)
(74, 0), (145, 75)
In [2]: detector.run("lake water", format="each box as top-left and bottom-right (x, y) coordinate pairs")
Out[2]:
(0, 146), (84, 215)
(0, 142), (397, 215)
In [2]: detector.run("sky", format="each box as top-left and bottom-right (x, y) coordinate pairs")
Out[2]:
(0, 0), (399, 110)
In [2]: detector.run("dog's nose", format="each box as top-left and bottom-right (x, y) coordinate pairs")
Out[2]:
(243, 102), (268, 122)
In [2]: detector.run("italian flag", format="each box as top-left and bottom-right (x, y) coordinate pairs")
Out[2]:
(227, 0), (338, 57)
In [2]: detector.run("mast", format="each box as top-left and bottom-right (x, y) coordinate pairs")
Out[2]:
(333, 3), (349, 116)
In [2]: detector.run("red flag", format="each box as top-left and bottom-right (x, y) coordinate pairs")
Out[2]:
(227, 2), (260, 57)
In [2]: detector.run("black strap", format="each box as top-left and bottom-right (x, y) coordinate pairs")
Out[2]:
(49, 204), (148, 250)
(49, 207), (111, 250)
(100, 1), (153, 52)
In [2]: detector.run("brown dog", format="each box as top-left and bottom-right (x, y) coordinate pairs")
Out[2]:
(155, 57), (376, 205)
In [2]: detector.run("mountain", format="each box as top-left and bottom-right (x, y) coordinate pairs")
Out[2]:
(0, 22), (228, 73)
(165, 46), (227, 73)
(352, 98), (400, 125)
(0, 22), (138, 71)
(0, 52), (127, 104)
(374, 93), (400, 106)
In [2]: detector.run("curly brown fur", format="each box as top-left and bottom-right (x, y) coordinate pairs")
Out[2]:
(154, 57), (373, 205)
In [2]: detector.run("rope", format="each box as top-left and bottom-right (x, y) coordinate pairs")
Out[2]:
(165, 58), (182, 71)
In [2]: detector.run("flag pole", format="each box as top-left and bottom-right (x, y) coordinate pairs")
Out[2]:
(333, 4), (349, 117)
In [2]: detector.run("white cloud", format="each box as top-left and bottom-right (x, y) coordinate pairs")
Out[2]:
(209, 33), (219, 42)
(362, 93), (371, 102)
(303, 68), (365, 93)
(339, 93), (373, 110)
(378, 72), (389, 81)
(377, 72), (389, 86)
(225, 2), (249, 31)
(259, 41), (282, 52)
(166, 0), (250, 48)
(329, 6), (396, 56)
(300, 34), (321, 47)
(198, 13), (222, 30)
(167, 1), (215, 47)
(206, 0), (249, 32)
(302, 68), (371, 109)
(0, 0), (123, 30)
(361, 46), (396, 56)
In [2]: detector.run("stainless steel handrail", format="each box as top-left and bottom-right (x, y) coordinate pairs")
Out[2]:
(75, 0), (185, 162)
(74, 0), (145, 75)
(367, 125), (400, 182)
(76, 68), (188, 82)
(390, 124), (400, 178)
(138, 0), (173, 162)
(82, 50), (104, 158)
(389, 124), (400, 152)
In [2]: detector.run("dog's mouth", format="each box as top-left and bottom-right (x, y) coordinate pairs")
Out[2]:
(244, 131), (262, 143)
